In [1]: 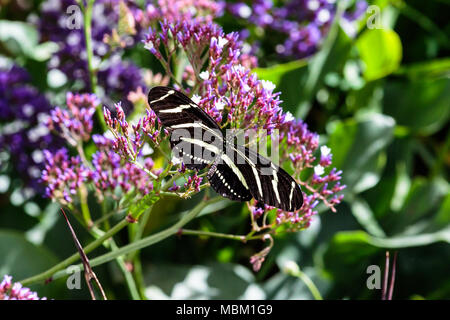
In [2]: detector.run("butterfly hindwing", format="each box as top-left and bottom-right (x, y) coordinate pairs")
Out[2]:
(225, 143), (304, 211)
(207, 163), (252, 202)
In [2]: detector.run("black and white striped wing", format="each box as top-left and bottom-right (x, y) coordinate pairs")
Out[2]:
(241, 162), (303, 212)
(207, 163), (252, 202)
(148, 86), (304, 211)
(208, 143), (303, 211)
(148, 86), (220, 130)
(148, 86), (222, 171)
(227, 144), (303, 211)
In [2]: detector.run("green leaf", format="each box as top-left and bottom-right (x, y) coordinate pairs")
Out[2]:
(383, 78), (450, 135)
(322, 231), (380, 292)
(0, 230), (63, 297)
(329, 229), (450, 250)
(327, 113), (395, 193)
(395, 177), (449, 230)
(351, 197), (386, 237)
(434, 193), (450, 228)
(128, 191), (160, 219)
(396, 58), (450, 80)
(296, 26), (353, 118)
(264, 267), (330, 299)
(325, 231), (380, 262)
(25, 202), (61, 245)
(32, 42), (59, 62)
(254, 59), (308, 114)
(0, 20), (58, 61)
(0, 21), (37, 56)
(323, 227), (450, 295)
(143, 263), (265, 299)
(356, 28), (402, 81)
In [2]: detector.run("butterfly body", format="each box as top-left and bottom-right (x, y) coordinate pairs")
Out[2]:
(148, 86), (303, 211)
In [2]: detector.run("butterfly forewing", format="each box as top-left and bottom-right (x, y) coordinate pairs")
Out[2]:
(148, 86), (222, 170)
(148, 86), (220, 130)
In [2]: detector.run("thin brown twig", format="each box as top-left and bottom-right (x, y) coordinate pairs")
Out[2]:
(388, 251), (398, 300)
(382, 251), (390, 300)
(60, 208), (107, 300)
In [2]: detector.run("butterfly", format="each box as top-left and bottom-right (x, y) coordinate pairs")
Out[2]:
(148, 86), (303, 211)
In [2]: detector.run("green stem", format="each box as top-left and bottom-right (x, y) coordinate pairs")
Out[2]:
(127, 205), (153, 261)
(126, 205), (154, 299)
(161, 171), (187, 191)
(159, 191), (181, 198)
(79, 185), (93, 228)
(82, 0), (107, 132)
(95, 204), (139, 299)
(109, 240), (141, 300)
(132, 255), (147, 299)
(292, 269), (323, 300)
(22, 197), (222, 285)
(20, 218), (130, 286)
(180, 229), (263, 242)
(92, 209), (118, 228)
(100, 199), (111, 230)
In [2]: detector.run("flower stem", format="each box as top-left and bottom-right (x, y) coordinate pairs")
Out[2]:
(79, 185), (93, 228)
(81, 0), (108, 132)
(127, 205), (153, 261)
(109, 240), (141, 300)
(291, 269), (323, 300)
(21, 197), (222, 285)
(19, 217), (130, 286)
(180, 229), (263, 241)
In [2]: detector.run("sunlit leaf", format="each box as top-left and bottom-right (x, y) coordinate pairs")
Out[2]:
(356, 28), (402, 81)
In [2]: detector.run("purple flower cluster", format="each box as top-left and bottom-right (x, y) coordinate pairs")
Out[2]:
(144, 0), (224, 23)
(103, 102), (163, 161)
(47, 92), (99, 144)
(228, 0), (367, 58)
(41, 148), (87, 204)
(0, 275), (46, 300)
(41, 93), (162, 204)
(91, 141), (155, 196)
(0, 65), (61, 191)
(143, 18), (345, 230)
(39, 0), (145, 112)
(184, 173), (203, 194)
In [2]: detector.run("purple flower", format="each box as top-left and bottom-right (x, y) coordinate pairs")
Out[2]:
(184, 173), (203, 193)
(90, 149), (154, 195)
(0, 275), (46, 300)
(104, 102), (162, 161)
(41, 148), (89, 204)
(0, 65), (62, 192)
(39, 0), (145, 112)
(144, 0), (224, 23)
(168, 182), (180, 192)
(227, 0), (367, 59)
(42, 95), (161, 203)
(47, 92), (99, 144)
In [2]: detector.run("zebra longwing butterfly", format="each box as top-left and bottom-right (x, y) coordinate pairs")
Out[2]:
(148, 86), (303, 212)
